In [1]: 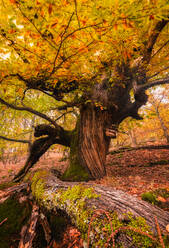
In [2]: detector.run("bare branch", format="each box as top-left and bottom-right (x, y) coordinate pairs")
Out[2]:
(151, 39), (169, 60)
(0, 135), (31, 145)
(0, 218), (8, 226)
(74, 0), (80, 28)
(147, 66), (169, 79)
(0, 73), (28, 85)
(17, 5), (57, 51)
(54, 111), (73, 122)
(0, 96), (59, 128)
(51, 12), (74, 75)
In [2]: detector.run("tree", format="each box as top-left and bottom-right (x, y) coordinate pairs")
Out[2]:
(147, 87), (169, 143)
(0, 0), (169, 181)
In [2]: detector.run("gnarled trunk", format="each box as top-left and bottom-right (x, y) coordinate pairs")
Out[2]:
(62, 104), (116, 181)
(79, 104), (111, 179)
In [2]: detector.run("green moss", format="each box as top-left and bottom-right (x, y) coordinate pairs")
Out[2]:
(31, 169), (48, 201)
(40, 184), (99, 240)
(42, 184), (159, 246)
(0, 195), (31, 248)
(30, 180), (168, 247)
(141, 188), (169, 210)
(61, 159), (90, 181)
(141, 192), (158, 205)
(53, 185), (99, 236)
(88, 212), (157, 247)
(124, 214), (154, 247)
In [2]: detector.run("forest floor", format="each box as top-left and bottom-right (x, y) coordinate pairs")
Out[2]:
(0, 146), (169, 247)
(0, 146), (169, 198)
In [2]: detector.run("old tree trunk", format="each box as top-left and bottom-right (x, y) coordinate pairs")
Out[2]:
(62, 80), (130, 181)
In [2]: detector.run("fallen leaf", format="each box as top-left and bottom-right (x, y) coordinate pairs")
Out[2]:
(166, 224), (169, 233)
(157, 196), (166, 203)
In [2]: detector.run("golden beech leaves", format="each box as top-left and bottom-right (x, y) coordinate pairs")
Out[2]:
(0, 0), (168, 90)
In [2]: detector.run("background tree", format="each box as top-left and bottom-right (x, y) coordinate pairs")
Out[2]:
(0, 0), (169, 181)
(147, 87), (169, 143)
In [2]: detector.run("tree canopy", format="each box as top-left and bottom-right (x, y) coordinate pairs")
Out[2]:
(1, 0), (169, 103)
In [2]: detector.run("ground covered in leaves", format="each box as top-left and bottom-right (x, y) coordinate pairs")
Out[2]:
(0, 146), (168, 198)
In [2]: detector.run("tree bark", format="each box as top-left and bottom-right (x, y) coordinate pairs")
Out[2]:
(44, 176), (169, 235)
(79, 105), (113, 179)
(62, 104), (114, 181)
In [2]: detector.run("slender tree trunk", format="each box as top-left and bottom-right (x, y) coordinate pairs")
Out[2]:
(128, 129), (137, 147)
(156, 108), (169, 143)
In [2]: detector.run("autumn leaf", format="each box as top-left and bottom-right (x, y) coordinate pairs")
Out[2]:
(113, 23), (118, 30)
(8, 29), (16, 34)
(166, 224), (169, 233)
(48, 4), (53, 14)
(10, 0), (16, 4)
(157, 196), (166, 203)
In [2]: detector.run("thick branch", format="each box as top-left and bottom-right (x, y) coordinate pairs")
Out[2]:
(139, 76), (169, 91)
(34, 123), (72, 146)
(13, 124), (72, 182)
(39, 176), (169, 235)
(142, 19), (169, 65)
(122, 76), (169, 121)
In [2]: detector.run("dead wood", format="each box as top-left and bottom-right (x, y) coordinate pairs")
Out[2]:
(1, 177), (169, 247)
(0, 183), (29, 203)
(18, 205), (39, 248)
(44, 176), (169, 235)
